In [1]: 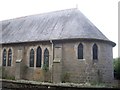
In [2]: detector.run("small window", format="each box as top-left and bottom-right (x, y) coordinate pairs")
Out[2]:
(78, 43), (83, 59)
(29, 49), (34, 67)
(93, 44), (98, 60)
(36, 46), (42, 67)
(8, 49), (12, 66)
(2, 49), (7, 66)
(44, 48), (49, 68)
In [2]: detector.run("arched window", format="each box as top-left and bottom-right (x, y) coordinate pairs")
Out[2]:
(29, 49), (34, 67)
(78, 43), (83, 59)
(8, 49), (12, 66)
(44, 48), (49, 68)
(93, 44), (98, 60)
(36, 46), (42, 67)
(2, 49), (6, 66)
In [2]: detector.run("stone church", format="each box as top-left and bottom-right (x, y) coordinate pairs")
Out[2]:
(0, 8), (116, 83)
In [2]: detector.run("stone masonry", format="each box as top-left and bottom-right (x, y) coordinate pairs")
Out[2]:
(0, 39), (114, 83)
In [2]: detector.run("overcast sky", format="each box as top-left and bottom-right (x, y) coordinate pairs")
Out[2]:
(0, 0), (119, 58)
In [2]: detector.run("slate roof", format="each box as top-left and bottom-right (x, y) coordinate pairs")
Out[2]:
(0, 8), (115, 46)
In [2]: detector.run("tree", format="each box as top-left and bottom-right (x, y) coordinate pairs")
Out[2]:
(114, 57), (120, 79)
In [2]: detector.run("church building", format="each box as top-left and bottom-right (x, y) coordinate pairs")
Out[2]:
(0, 8), (116, 83)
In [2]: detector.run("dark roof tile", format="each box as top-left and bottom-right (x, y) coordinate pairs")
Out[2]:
(0, 8), (114, 45)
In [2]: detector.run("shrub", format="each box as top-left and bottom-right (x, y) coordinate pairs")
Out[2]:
(42, 64), (49, 72)
(114, 57), (120, 80)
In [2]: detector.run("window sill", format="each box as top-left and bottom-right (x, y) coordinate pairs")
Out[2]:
(5, 66), (12, 67)
(93, 59), (98, 63)
(36, 67), (42, 68)
(29, 66), (34, 68)
(53, 59), (61, 63)
(78, 59), (85, 61)
(16, 59), (22, 63)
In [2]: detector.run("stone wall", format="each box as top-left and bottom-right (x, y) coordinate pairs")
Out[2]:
(2, 79), (116, 89)
(61, 40), (114, 83)
(0, 40), (114, 83)
(0, 42), (53, 82)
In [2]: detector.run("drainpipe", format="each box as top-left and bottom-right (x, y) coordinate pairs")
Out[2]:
(50, 40), (54, 61)
(50, 40), (54, 82)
